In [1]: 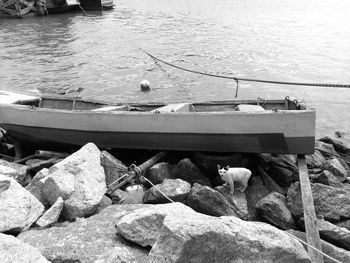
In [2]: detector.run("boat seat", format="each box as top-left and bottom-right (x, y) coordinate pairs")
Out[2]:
(91, 105), (128, 112)
(237, 104), (265, 111)
(151, 103), (194, 113)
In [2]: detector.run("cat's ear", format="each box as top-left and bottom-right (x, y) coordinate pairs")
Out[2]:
(225, 165), (230, 170)
(217, 164), (221, 169)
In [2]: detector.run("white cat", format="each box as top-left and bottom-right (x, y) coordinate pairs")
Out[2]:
(217, 165), (251, 194)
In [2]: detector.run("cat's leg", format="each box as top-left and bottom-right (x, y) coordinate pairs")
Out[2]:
(228, 180), (234, 194)
(240, 177), (249, 192)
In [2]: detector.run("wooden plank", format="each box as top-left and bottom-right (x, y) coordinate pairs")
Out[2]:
(297, 155), (324, 263)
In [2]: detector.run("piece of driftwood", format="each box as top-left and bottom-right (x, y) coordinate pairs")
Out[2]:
(297, 155), (324, 263)
(107, 151), (166, 194)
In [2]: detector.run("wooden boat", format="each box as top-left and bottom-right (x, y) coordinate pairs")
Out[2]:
(0, 91), (315, 154)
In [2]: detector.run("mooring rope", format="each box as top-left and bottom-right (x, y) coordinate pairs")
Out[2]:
(140, 48), (350, 89)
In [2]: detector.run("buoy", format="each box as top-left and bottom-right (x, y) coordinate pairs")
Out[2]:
(140, 80), (150, 91)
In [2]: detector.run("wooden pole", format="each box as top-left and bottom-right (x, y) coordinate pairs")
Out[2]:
(297, 155), (324, 263)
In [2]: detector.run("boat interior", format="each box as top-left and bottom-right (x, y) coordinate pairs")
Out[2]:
(13, 96), (305, 113)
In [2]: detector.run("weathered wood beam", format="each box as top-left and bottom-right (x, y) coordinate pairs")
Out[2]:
(297, 155), (324, 263)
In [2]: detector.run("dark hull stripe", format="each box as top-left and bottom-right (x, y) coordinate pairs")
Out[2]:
(2, 124), (315, 154)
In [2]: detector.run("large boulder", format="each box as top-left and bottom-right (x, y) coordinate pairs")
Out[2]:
(42, 143), (106, 220)
(145, 162), (176, 185)
(310, 170), (343, 188)
(147, 208), (311, 262)
(288, 230), (350, 263)
(305, 150), (326, 169)
(18, 204), (150, 263)
(175, 158), (212, 186)
(0, 175), (44, 233)
(116, 202), (196, 247)
(143, 179), (191, 204)
(256, 191), (296, 230)
(185, 183), (237, 217)
(0, 233), (49, 263)
(316, 219), (350, 251)
(245, 175), (270, 220)
(215, 185), (249, 219)
(287, 182), (350, 222)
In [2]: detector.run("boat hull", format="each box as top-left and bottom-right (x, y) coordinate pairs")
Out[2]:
(0, 104), (315, 154)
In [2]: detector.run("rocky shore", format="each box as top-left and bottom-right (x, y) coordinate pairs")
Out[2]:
(1, 132), (350, 262)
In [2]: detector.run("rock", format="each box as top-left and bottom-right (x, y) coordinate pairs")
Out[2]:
(245, 176), (270, 220)
(94, 247), (141, 263)
(320, 135), (350, 155)
(185, 183), (237, 217)
(311, 170), (343, 188)
(287, 182), (350, 222)
(191, 152), (247, 179)
(288, 230), (350, 263)
(100, 150), (127, 186)
(305, 150), (326, 169)
(110, 189), (127, 204)
(256, 191), (296, 230)
(0, 160), (29, 186)
(148, 211), (311, 263)
(336, 220), (350, 231)
(25, 168), (50, 207)
(18, 204), (150, 263)
(215, 185), (249, 219)
(266, 165), (294, 187)
(25, 158), (59, 174)
(145, 162), (176, 185)
(42, 143), (106, 220)
(96, 195), (112, 213)
(175, 158), (212, 186)
(36, 197), (64, 228)
(116, 202), (196, 247)
(0, 233), (50, 263)
(316, 219), (350, 250)
(323, 158), (348, 182)
(0, 175), (44, 233)
(143, 179), (191, 204)
(258, 165), (285, 195)
(120, 187), (145, 204)
(314, 141), (338, 157)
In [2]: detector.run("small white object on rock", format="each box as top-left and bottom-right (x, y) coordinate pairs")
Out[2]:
(140, 79), (150, 91)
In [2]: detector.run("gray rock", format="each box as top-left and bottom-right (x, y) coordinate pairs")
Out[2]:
(0, 161), (28, 186)
(215, 184), (249, 219)
(0, 175), (44, 233)
(319, 135), (350, 155)
(185, 183), (237, 217)
(36, 197), (64, 228)
(323, 158), (348, 182)
(42, 143), (107, 220)
(245, 175), (270, 220)
(116, 202), (196, 247)
(120, 187), (145, 204)
(0, 233), (49, 263)
(315, 141), (338, 156)
(311, 170), (343, 188)
(93, 247), (140, 263)
(25, 168), (50, 207)
(288, 230), (350, 263)
(96, 195), (112, 213)
(256, 191), (296, 230)
(305, 150), (326, 169)
(143, 179), (191, 204)
(317, 219), (350, 250)
(287, 182), (350, 222)
(148, 212), (311, 263)
(18, 204), (150, 263)
(146, 162), (176, 185)
(110, 189), (127, 204)
(175, 158), (212, 186)
(336, 219), (350, 231)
